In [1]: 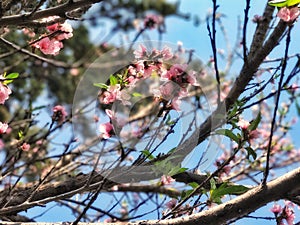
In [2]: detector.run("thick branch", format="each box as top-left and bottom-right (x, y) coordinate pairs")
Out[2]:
(0, 0), (103, 26)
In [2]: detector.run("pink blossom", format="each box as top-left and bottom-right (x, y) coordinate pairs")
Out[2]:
(47, 21), (73, 40)
(99, 122), (114, 139)
(144, 64), (160, 77)
(277, 6), (300, 22)
(283, 206), (295, 225)
(52, 105), (68, 124)
(126, 75), (135, 83)
(135, 61), (145, 73)
(47, 23), (60, 32)
(162, 64), (188, 86)
(0, 82), (12, 104)
(237, 118), (250, 130)
(5, 127), (12, 134)
(101, 85), (121, 104)
(160, 46), (173, 60)
(161, 175), (175, 185)
(34, 37), (63, 55)
(0, 122), (8, 134)
(128, 66), (137, 76)
(60, 22), (73, 33)
(270, 204), (282, 214)
(144, 14), (161, 29)
(21, 143), (30, 151)
(169, 64), (188, 77)
(56, 22), (73, 40)
(134, 45), (148, 59)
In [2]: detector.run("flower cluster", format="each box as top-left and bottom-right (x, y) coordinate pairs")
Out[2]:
(0, 75), (12, 138)
(271, 202), (295, 225)
(33, 17), (73, 55)
(97, 45), (200, 140)
(277, 6), (300, 22)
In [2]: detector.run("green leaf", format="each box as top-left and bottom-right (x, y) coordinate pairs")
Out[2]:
(166, 115), (176, 126)
(3, 72), (19, 84)
(211, 183), (249, 203)
(268, 0), (300, 7)
(228, 105), (238, 119)
(188, 182), (199, 189)
(141, 149), (154, 160)
(248, 112), (261, 131)
(132, 92), (143, 97)
(5, 72), (19, 79)
(215, 129), (239, 144)
(93, 82), (108, 89)
(18, 130), (23, 139)
(245, 147), (257, 160)
(169, 166), (188, 176)
(210, 178), (217, 190)
(109, 75), (118, 86)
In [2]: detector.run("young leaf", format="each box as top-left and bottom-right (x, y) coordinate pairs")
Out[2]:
(5, 72), (19, 79)
(268, 0), (300, 7)
(94, 82), (108, 89)
(215, 129), (239, 144)
(132, 92), (143, 97)
(109, 75), (118, 86)
(3, 72), (19, 84)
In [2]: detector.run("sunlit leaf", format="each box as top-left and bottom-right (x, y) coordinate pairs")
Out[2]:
(211, 183), (250, 203)
(268, 0), (300, 7)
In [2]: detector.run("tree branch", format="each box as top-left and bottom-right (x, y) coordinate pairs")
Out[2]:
(1, 167), (299, 225)
(0, 0), (103, 26)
